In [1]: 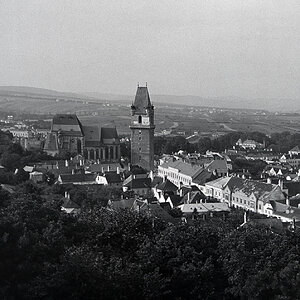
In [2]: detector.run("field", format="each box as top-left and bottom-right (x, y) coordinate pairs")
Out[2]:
(1, 91), (300, 136)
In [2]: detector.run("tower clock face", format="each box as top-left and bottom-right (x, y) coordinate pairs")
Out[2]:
(142, 116), (149, 125)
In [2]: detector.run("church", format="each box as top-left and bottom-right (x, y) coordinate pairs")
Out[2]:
(44, 114), (120, 162)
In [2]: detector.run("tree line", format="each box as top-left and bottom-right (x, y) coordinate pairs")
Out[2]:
(0, 182), (300, 299)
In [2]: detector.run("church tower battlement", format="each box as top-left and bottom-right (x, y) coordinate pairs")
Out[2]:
(130, 85), (155, 170)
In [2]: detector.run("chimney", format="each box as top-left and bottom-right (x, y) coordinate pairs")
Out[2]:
(79, 159), (83, 166)
(286, 196), (290, 206)
(180, 188), (183, 197)
(72, 169), (75, 175)
(107, 165), (110, 172)
(267, 178), (271, 184)
(128, 163), (131, 171)
(117, 166), (120, 174)
(149, 170), (154, 181)
(244, 211), (247, 224)
(64, 191), (68, 198)
(65, 160), (69, 167)
(101, 166), (104, 174)
(97, 159), (100, 164)
(187, 192), (191, 203)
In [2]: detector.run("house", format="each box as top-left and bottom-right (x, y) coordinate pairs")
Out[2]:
(192, 169), (217, 192)
(152, 178), (178, 203)
(29, 171), (44, 183)
(109, 197), (136, 210)
(132, 200), (177, 224)
(61, 192), (81, 214)
(236, 139), (264, 150)
(178, 202), (230, 219)
(222, 177), (286, 214)
(279, 154), (300, 169)
(205, 159), (230, 177)
(57, 173), (97, 185)
(265, 200), (300, 223)
(182, 190), (206, 204)
(289, 146), (300, 156)
(165, 195), (184, 209)
(96, 171), (123, 186)
(205, 176), (231, 200)
(123, 174), (152, 196)
(158, 159), (204, 187)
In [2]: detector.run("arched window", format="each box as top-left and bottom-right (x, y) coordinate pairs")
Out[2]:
(110, 146), (114, 160)
(138, 115), (142, 123)
(77, 139), (82, 154)
(105, 147), (109, 160)
(90, 149), (95, 160)
(83, 149), (88, 159)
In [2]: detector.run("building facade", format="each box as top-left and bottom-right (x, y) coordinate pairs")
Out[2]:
(44, 114), (120, 162)
(130, 86), (155, 170)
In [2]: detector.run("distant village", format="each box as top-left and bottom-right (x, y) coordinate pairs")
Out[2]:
(1, 86), (300, 229)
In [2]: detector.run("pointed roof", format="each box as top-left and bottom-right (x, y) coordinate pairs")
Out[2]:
(132, 86), (152, 113)
(156, 179), (178, 192)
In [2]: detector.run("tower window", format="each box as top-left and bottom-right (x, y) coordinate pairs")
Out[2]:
(138, 116), (142, 123)
(139, 147), (141, 152)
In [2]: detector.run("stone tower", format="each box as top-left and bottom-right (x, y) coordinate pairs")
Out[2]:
(130, 85), (155, 170)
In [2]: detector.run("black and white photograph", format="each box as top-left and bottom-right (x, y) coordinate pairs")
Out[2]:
(1, 1), (300, 299)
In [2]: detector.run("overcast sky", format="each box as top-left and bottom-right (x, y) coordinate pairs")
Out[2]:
(1, 0), (300, 99)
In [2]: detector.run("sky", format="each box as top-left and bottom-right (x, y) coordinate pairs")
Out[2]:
(1, 0), (300, 99)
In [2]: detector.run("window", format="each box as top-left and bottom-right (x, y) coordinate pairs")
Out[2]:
(138, 116), (142, 123)
(244, 200), (246, 204)
(259, 204), (262, 210)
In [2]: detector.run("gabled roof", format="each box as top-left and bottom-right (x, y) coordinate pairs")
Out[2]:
(44, 133), (58, 151)
(193, 169), (216, 185)
(227, 177), (285, 203)
(168, 195), (184, 207)
(182, 190), (206, 203)
(59, 173), (97, 184)
(159, 160), (203, 178)
(111, 198), (135, 210)
(283, 182), (300, 197)
(105, 171), (122, 184)
(206, 160), (228, 173)
(132, 86), (152, 113)
(82, 125), (101, 147)
(179, 203), (230, 214)
(205, 176), (231, 189)
(123, 176), (152, 189)
(62, 198), (80, 209)
(101, 127), (119, 143)
(52, 114), (81, 126)
(156, 179), (178, 192)
(290, 146), (300, 152)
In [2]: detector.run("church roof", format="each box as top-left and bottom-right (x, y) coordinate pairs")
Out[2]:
(82, 126), (119, 146)
(52, 114), (81, 125)
(101, 127), (119, 140)
(132, 86), (152, 113)
(44, 133), (58, 151)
